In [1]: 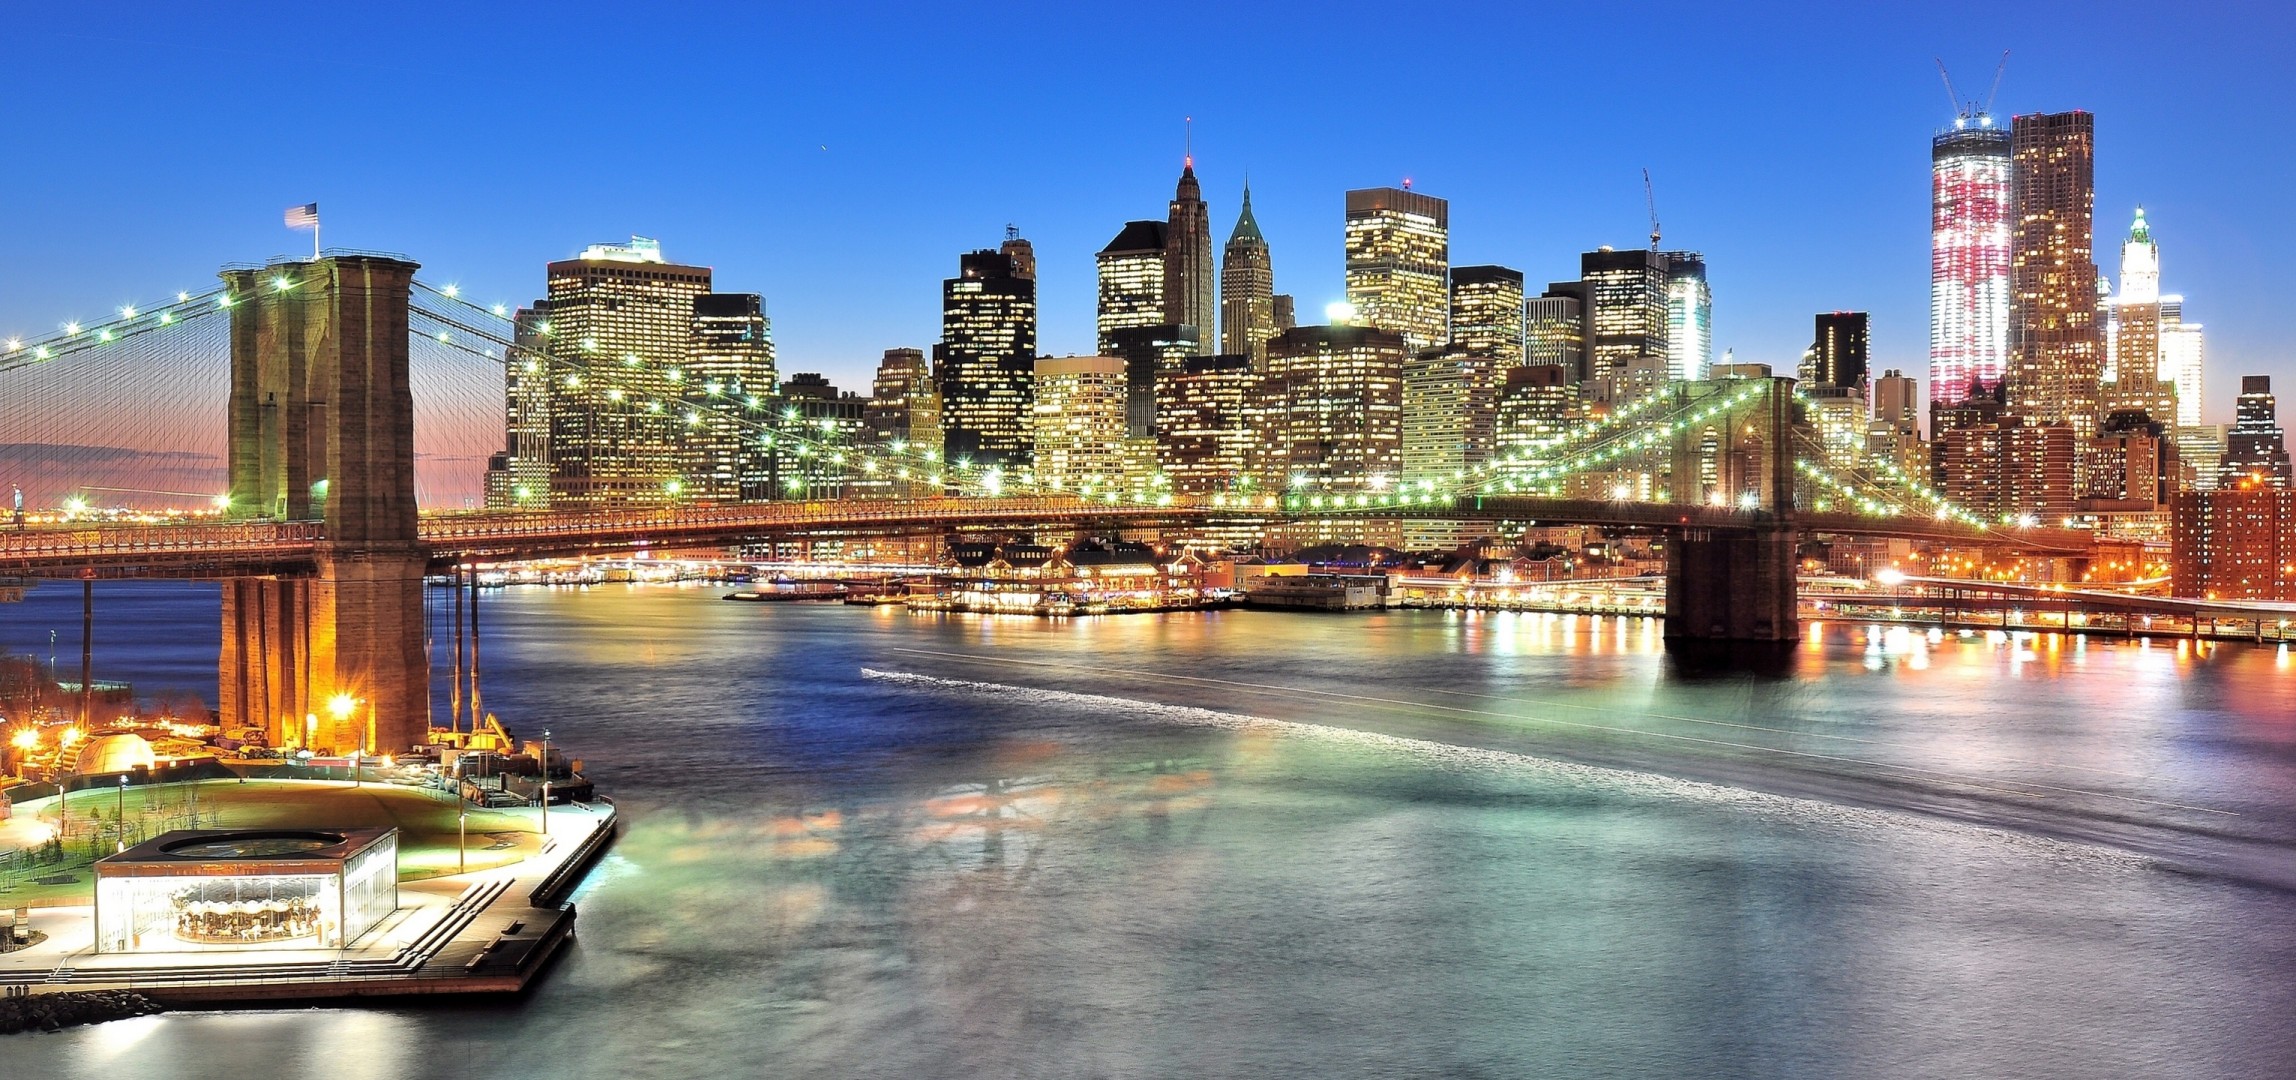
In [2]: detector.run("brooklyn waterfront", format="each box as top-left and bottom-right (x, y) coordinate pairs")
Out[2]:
(5, 581), (2294, 1077)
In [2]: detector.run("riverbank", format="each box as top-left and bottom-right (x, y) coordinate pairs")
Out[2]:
(0, 990), (162, 1035)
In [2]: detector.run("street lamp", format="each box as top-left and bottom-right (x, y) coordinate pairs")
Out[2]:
(115, 774), (127, 853)
(349, 749), (361, 790)
(538, 729), (551, 839)
(458, 807), (468, 874)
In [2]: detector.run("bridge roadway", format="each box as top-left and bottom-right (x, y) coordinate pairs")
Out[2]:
(0, 494), (2096, 578)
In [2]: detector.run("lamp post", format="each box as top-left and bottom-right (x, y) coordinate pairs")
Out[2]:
(115, 774), (127, 853)
(349, 749), (361, 790)
(539, 728), (551, 839)
(458, 806), (468, 874)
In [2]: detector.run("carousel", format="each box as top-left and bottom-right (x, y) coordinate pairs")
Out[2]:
(94, 827), (399, 953)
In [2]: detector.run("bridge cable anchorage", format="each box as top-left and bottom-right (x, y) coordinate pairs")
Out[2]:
(406, 279), (1182, 508)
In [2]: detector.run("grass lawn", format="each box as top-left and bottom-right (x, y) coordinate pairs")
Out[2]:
(0, 778), (541, 906)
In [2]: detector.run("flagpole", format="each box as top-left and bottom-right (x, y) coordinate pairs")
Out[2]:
(314, 217), (321, 261)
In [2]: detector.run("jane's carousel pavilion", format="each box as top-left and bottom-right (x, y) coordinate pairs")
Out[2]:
(92, 828), (399, 953)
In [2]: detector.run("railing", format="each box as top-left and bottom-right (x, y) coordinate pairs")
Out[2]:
(0, 521), (324, 570)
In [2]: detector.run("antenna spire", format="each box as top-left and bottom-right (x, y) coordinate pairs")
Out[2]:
(1184, 115), (1193, 170)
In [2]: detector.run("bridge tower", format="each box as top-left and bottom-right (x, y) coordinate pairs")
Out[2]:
(1663, 376), (1801, 643)
(215, 255), (429, 754)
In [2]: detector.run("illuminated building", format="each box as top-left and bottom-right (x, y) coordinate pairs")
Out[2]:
(1103, 323), (1202, 439)
(688, 292), (776, 501)
(1449, 266), (1525, 366)
(1493, 364), (1578, 457)
(1272, 294), (1297, 334)
(1939, 415), (2077, 521)
(1867, 368), (1925, 477)
(1165, 161), (1216, 346)
(937, 236), (1037, 468)
(2177, 424), (2227, 491)
(1401, 349), (1497, 483)
(1262, 325), (1406, 492)
(1581, 247), (1669, 387)
(864, 348), (940, 497)
(2161, 295), (2206, 429)
(1032, 356), (1130, 489)
(538, 236), (715, 506)
(1803, 312), (1869, 396)
(1525, 292), (1585, 379)
(1344, 187), (1450, 352)
(2103, 208), (2177, 433)
(491, 306), (553, 508)
(1220, 183), (1276, 369)
(2084, 410), (2178, 510)
(1804, 388), (1868, 466)
(2220, 375), (2292, 488)
(1929, 118), (2012, 411)
(1097, 220), (1168, 349)
(768, 374), (869, 500)
(2171, 486), (2296, 600)
(95, 828), (398, 954)
(1662, 251), (1711, 381)
(2009, 110), (2103, 437)
(1154, 354), (1263, 494)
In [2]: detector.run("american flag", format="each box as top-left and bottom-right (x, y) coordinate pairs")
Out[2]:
(284, 203), (320, 230)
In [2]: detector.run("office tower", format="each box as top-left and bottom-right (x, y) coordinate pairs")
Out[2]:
(2161, 295), (2205, 429)
(1032, 356), (1130, 488)
(1165, 161), (1216, 343)
(1344, 187), (1450, 351)
(1662, 251), (1712, 381)
(1155, 354), (1262, 494)
(1103, 324), (1202, 439)
(1219, 184), (1275, 368)
(2086, 410), (2178, 509)
(1868, 368), (1926, 478)
(936, 242), (1038, 468)
(2171, 487), (2296, 600)
(1803, 312), (1870, 394)
(2176, 424), (2226, 491)
(864, 348), (940, 496)
(493, 306), (553, 507)
(687, 293), (776, 501)
(1603, 354), (1672, 412)
(1449, 266), (1526, 366)
(1580, 247), (1669, 387)
(1805, 388), (1868, 465)
(1401, 349), (1497, 483)
(768, 374), (869, 500)
(2220, 376), (2292, 488)
(1939, 416), (2078, 521)
(1930, 114), (2013, 411)
(2009, 111), (2103, 436)
(2104, 207), (2177, 431)
(1261, 325), (1406, 491)
(538, 236), (714, 506)
(1493, 364), (1578, 458)
(1097, 221), (1168, 349)
(1271, 294), (1297, 334)
(1525, 292), (1585, 377)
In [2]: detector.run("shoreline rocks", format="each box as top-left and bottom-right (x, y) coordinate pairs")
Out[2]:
(0, 990), (165, 1035)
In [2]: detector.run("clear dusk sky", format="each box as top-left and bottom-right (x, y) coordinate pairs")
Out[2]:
(2, 2), (2290, 426)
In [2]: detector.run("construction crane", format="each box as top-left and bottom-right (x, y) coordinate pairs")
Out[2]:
(1936, 51), (2010, 123)
(1642, 168), (1661, 251)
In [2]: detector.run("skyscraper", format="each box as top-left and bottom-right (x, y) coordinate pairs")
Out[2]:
(865, 347), (940, 496)
(1401, 349), (1497, 484)
(1525, 291), (1586, 378)
(494, 306), (552, 507)
(1344, 187), (1450, 352)
(2009, 110), (2103, 437)
(936, 241), (1037, 468)
(687, 293), (775, 500)
(2161, 295), (2206, 429)
(1032, 356), (1130, 488)
(2104, 207), (2176, 431)
(1449, 265), (1525, 366)
(768, 374), (868, 500)
(1102, 323), (1201, 439)
(538, 237), (715, 506)
(1580, 247), (1669, 387)
(1165, 161), (1216, 347)
(1154, 354), (1262, 494)
(1494, 364), (1579, 458)
(1804, 312), (1870, 394)
(1262, 325), (1406, 492)
(1097, 221), (1168, 350)
(1661, 251), (1711, 381)
(2220, 376), (2292, 489)
(1930, 115), (2013, 411)
(1220, 184), (1275, 368)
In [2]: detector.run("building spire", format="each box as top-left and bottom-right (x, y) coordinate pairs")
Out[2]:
(1184, 115), (1193, 171)
(2130, 205), (2150, 244)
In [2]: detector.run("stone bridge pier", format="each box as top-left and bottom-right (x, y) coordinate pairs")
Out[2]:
(1661, 377), (1801, 645)
(215, 255), (428, 754)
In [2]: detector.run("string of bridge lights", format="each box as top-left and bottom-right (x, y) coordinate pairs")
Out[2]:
(1, 287), (232, 371)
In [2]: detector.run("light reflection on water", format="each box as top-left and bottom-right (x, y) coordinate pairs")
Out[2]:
(6, 585), (2296, 1078)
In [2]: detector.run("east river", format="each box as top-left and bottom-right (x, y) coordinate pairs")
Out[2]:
(5, 580), (2296, 1078)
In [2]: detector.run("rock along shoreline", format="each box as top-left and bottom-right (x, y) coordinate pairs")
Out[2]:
(0, 990), (165, 1035)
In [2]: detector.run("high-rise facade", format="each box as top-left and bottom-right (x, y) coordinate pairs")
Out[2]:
(1804, 311), (1870, 394)
(2171, 487), (2296, 600)
(1581, 247), (1669, 387)
(1401, 349), (1497, 483)
(2104, 207), (2176, 431)
(1219, 184), (1275, 368)
(1868, 368), (1925, 477)
(1343, 187), (1450, 352)
(1032, 356), (1130, 488)
(936, 241), (1037, 468)
(864, 347), (941, 495)
(766, 374), (869, 500)
(1929, 119), (2013, 410)
(2162, 296), (2206, 429)
(538, 237), (715, 506)
(2220, 376), (2292, 489)
(495, 306), (553, 507)
(1155, 354), (1262, 494)
(687, 293), (776, 501)
(1103, 323), (1202, 439)
(1449, 265), (1525, 366)
(1525, 292), (1585, 378)
(1096, 220), (1168, 349)
(1261, 325), (1406, 491)
(1662, 251), (1711, 381)
(1493, 364), (1578, 458)
(2008, 111), (2103, 437)
(1165, 163), (1216, 347)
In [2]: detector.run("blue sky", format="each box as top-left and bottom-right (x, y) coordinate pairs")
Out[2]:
(3, 2), (2290, 424)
